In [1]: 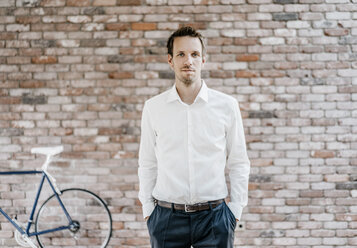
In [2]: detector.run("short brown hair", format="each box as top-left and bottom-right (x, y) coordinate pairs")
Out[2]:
(167, 26), (205, 57)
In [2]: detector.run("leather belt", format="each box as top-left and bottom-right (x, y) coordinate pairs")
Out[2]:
(155, 199), (224, 212)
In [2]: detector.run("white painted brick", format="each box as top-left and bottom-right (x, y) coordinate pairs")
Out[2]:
(274, 28), (297, 37)
(312, 53), (337, 61)
(338, 69), (357, 77)
(0, 145), (21, 153)
(247, 13), (272, 21)
(299, 29), (324, 37)
(323, 237), (348, 245)
(273, 238), (296, 245)
(287, 21), (311, 29)
(298, 238), (322, 245)
(259, 4), (283, 12)
(272, 222), (297, 229)
(324, 222), (348, 229)
(311, 182), (336, 190)
(74, 128), (98, 136)
(221, 29), (245, 37)
(326, 12), (351, 20)
(285, 4), (309, 12)
(223, 62), (247, 70)
(260, 37), (285, 45)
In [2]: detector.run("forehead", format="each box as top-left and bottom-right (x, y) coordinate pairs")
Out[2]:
(172, 36), (202, 53)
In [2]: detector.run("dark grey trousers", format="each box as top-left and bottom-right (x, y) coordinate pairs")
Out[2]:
(147, 201), (236, 248)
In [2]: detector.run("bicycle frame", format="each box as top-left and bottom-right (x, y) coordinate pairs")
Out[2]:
(0, 170), (73, 237)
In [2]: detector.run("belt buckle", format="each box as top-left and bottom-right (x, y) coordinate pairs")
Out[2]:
(184, 204), (196, 213)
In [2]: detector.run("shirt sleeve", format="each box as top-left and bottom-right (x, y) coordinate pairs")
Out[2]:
(138, 102), (157, 219)
(226, 100), (250, 220)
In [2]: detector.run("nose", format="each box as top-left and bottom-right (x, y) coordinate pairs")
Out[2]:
(184, 55), (193, 66)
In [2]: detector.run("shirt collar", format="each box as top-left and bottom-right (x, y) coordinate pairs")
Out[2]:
(166, 80), (208, 103)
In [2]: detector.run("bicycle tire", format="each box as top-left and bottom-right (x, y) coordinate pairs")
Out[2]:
(35, 188), (112, 248)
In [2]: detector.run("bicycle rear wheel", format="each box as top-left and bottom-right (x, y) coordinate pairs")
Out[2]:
(35, 188), (112, 248)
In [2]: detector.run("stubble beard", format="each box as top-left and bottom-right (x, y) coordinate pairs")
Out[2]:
(178, 70), (197, 86)
(181, 77), (194, 86)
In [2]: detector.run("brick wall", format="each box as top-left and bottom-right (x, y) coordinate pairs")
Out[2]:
(0, 0), (356, 247)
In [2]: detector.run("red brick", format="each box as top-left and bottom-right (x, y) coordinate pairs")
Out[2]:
(210, 70), (234, 78)
(31, 23), (55, 31)
(106, 23), (130, 31)
(61, 152), (85, 159)
(120, 47), (144, 55)
(124, 239), (150, 246)
(286, 198), (311, 206)
(7, 57), (31, 64)
(0, 89), (8, 96)
(110, 135), (137, 143)
(59, 88), (84, 96)
(16, 16), (41, 24)
(73, 144), (96, 152)
(67, 0), (91, 6)
(261, 70), (285, 77)
(0, 97), (21, 104)
(117, 0), (142, 5)
(325, 45), (348, 53)
(234, 38), (258, 45)
(237, 54), (259, 62)
(208, 38), (233, 46)
(134, 55), (166, 63)
(98, 128), (125, 135)
(93, 0), (116, 6)
(251, 158), (273, 167)
(56, 23), (81, 31)
(8, 72), (32, 81)
(132, 23), (157, 30)
(324, 28), (349, 36)
(236, 70), (259, 78)
(0, 113), (21, 120)
(88, 104), (111, 111)
(31, 56), (57, 64)
(109, 72), (134, 79)
(19, 48), (42, 56)
(178, 23), (207, 30)
(311, 150), (335, 158)
(249, 206), (274, 214)
(0, 32), (16, 40)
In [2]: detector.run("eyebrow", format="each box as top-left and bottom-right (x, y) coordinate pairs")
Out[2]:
(175, 50), (201, 54)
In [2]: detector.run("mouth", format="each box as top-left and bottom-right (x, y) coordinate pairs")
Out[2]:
(182, 69), (195, 72)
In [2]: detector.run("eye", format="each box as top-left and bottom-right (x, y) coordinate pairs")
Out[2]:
(192, 53), (198, 57)
(177, 53), (184, 57)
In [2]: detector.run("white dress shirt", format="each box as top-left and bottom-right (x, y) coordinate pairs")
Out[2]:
(138, 81), (250, 220)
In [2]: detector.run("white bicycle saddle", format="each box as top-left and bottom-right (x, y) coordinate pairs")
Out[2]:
(31, 146), (64, 156)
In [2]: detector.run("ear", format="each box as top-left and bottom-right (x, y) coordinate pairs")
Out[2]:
(168, 54), (174, 70)
(201, 55), (206, 68)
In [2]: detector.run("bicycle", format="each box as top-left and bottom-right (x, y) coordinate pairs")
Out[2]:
(0, 146), (112, 248)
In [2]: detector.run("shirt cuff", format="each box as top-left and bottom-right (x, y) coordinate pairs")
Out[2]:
(142, 202), (156, 219)
(227, 202), (244, 220)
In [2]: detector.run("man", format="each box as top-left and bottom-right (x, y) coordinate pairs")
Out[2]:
(138, 26), (250, 248)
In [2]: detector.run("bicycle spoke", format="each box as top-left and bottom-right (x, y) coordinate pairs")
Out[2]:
(35, 188), (112, 248)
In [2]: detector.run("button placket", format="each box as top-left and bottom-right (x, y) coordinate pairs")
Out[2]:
(187, 106), (195, 202)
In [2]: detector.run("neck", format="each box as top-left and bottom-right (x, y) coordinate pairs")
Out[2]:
(175, 78), (202, 105)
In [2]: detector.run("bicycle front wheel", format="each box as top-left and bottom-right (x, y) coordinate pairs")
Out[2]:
(35, 188), (112, 248)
